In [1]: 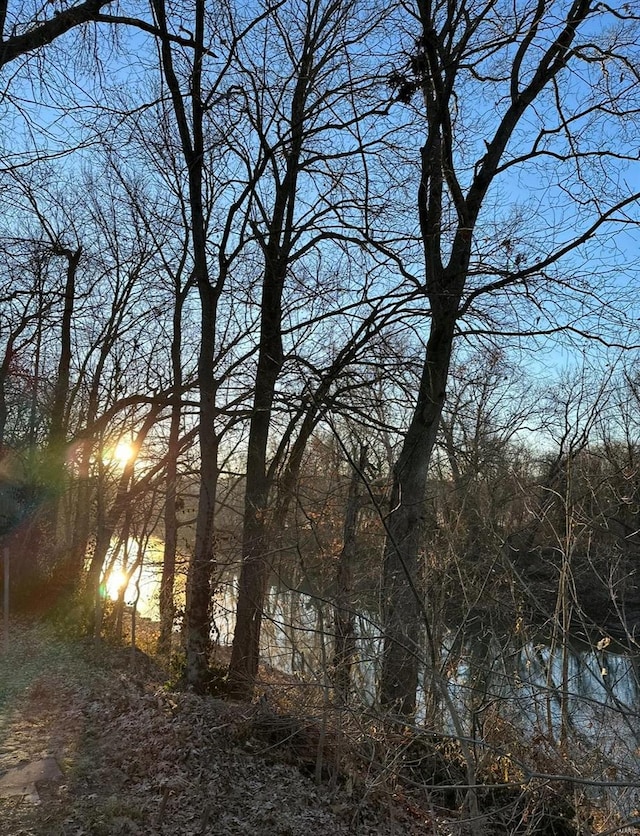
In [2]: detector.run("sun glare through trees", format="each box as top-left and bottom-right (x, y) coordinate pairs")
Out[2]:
(0, 0), (640, 832)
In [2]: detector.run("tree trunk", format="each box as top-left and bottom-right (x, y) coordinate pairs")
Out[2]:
(151, 0), (221, 692)
(184, 372), (218, 689)
(0, 335), (15, 453)
(227, 258), (285, 698)
(227, 23), (313, 698)
(333, 446), (367, 705)
(157, 285), (185, 659)
(380, 308), (457, 715)
(45, 246), (81, 567)
(157, 409), (179, 658)
(85, 407), (159, 635)
(87, 464), (133, 637)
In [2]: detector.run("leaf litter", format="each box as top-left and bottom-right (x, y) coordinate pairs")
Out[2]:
(0, 622), (447, 835)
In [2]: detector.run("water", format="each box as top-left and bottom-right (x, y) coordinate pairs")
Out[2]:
(212, 577), (640, 811)
(109, 557), (640, 813)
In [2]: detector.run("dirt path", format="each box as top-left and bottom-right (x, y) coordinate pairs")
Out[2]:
(0, 623), (102, 833)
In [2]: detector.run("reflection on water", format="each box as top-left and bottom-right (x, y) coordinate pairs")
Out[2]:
(213, 578), (639, 721)
(213, 577), (640, 811)
(117, 563), (639, 811)
(214, 578), (382, 702)
(101, 537), (164, 620)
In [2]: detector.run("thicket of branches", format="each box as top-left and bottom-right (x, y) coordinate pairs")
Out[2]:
(0, 0), (639, 832)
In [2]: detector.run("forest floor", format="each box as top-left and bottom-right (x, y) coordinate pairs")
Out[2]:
(0, 618), (459, 836)
(2, 619), (635, 835)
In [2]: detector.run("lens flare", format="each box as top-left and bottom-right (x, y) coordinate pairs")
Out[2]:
(106, 569), (128, 601)
(113, 441), (135, 465)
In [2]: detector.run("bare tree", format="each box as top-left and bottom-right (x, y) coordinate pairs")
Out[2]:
(380, 0), (640, 715)
(333, 443), (368, 705)
(148, 0), (287, 689)
(0, 0), (114, 68)
(227, 0), (393, 698)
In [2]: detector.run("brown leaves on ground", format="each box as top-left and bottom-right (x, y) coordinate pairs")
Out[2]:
(0, 622), (442, 836)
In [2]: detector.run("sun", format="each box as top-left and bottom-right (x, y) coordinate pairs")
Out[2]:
(112, 440), (136, 465)
(106, 568), (128, 601)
